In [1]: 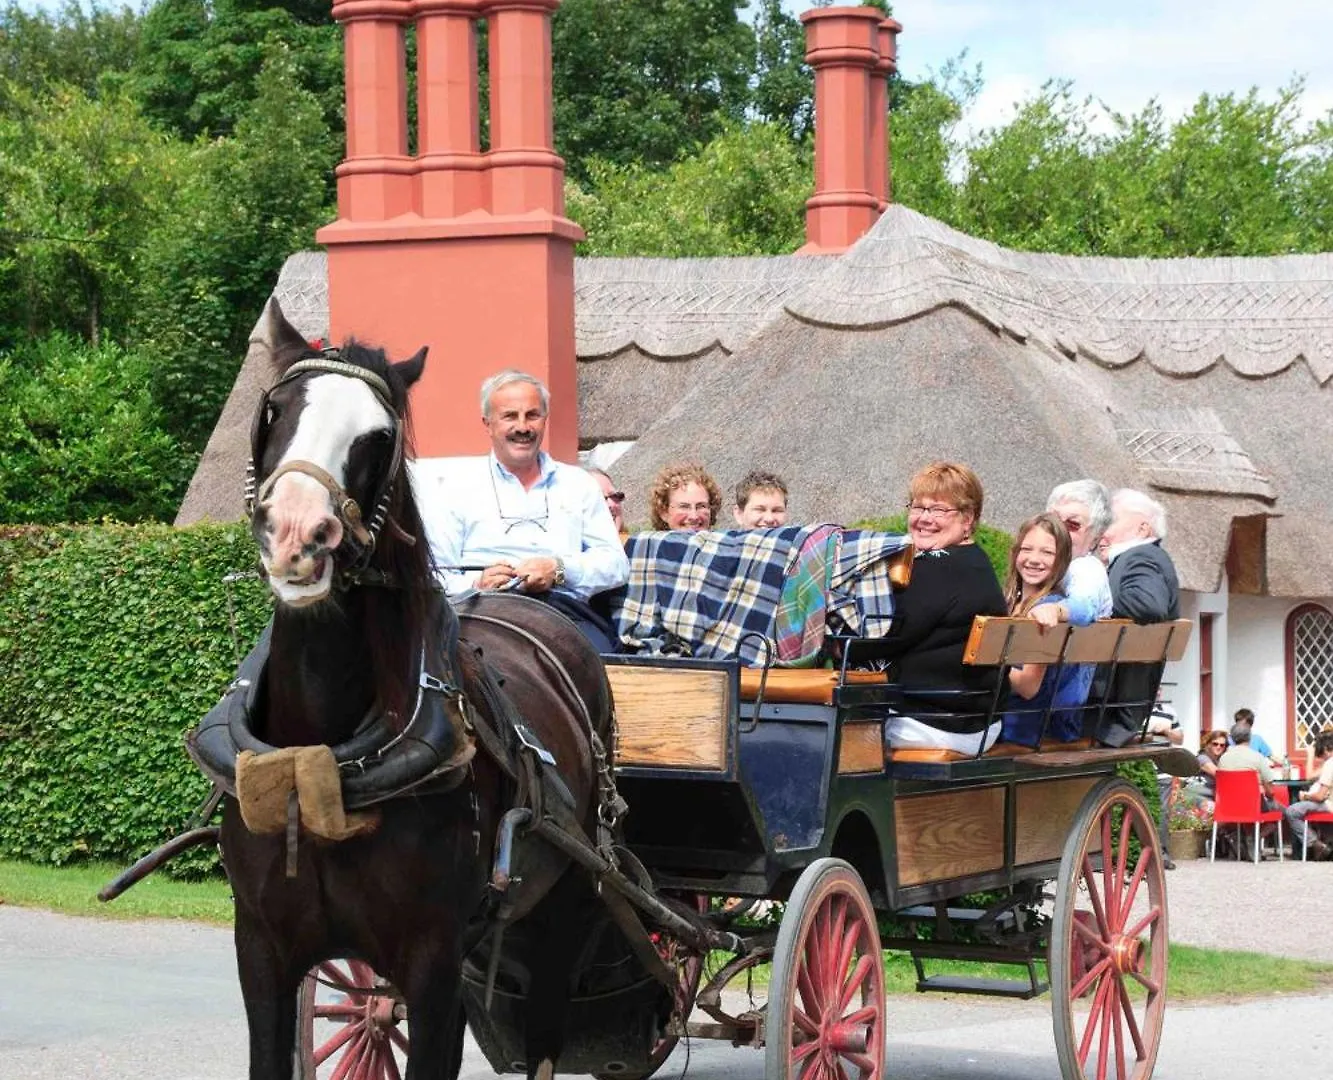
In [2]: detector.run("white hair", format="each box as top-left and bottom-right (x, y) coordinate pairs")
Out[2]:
(480, 370), (549, 417)
(1111, 488), (1168, 541)
(1047, 479), (1112, 542)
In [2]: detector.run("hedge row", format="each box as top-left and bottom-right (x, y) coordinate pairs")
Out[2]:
(0, 522), (270, 871)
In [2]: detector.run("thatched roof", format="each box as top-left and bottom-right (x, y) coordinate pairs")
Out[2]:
(176, 208), (1333, 598)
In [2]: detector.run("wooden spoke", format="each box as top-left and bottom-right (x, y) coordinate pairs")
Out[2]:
(298, 959), (408, 1080)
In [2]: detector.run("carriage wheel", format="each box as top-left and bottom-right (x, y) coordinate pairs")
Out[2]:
(296, 959), (408, 1080)
(765, 859), (885, 1080)
(1051, 778), (1168, 1080)
(594, 895), (707, 1080)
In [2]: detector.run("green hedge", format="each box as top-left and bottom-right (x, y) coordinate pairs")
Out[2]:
(0, 522), (270, 872)
(854, 514), (1012, 582)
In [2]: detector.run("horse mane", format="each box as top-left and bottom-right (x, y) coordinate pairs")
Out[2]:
(337, 339), (436, 731)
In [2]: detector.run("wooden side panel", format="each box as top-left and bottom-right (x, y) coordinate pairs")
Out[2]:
(895, 787), (1006, 886)
(837, 722), (884, 774)
(609, 667), (730, 770)
(1014, 777), (1100, 865)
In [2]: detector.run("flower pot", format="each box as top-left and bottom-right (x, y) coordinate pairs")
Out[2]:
(1169, 829), (1206, 861)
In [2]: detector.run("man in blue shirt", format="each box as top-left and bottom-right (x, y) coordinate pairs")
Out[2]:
(1232, 708), (1282, 764)
(413, 370), (629, 651)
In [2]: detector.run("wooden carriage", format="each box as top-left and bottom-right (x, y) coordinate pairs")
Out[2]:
(293, 605), (1192, 1080)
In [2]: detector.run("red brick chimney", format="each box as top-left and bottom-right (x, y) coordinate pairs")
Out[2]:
(799, 6), (901, 254)
(317, 0), (582, 460)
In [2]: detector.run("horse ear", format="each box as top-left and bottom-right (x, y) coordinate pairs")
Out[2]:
(262, 298), (313, 369)
(393, 347), (427, 388)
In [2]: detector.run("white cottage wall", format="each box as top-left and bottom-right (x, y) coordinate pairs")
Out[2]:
(1166, 585), (1229, 752)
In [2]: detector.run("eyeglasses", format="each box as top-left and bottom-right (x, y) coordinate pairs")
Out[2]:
(1209, 739), (1227, 747)
(491, 471), (549, 533)
(907, 503), (961, 520)
(605, 491), (626, 504)
(670, 502), (711, 514)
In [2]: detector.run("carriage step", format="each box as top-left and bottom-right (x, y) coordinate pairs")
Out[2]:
(914, 974), (1047, 1000)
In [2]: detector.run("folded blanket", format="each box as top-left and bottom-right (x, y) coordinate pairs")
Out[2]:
(610, 525), (909, 665)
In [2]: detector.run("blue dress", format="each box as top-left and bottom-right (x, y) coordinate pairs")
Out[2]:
(1000, 594), (1088, 747)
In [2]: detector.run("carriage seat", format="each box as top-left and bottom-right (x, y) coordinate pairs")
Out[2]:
(885, 615), (1191, 765)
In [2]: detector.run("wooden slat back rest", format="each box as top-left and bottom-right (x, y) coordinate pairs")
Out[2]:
(962, 617), (1192, 668)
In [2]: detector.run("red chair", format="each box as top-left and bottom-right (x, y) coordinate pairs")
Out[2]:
(1211, 770), (1285, 864)
(1301, 809), (1333, 861)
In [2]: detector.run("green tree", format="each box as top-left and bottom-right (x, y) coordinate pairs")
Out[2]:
(0, 1), (140, 99)
(570, 122), (810, 257)
(0, 79), (182, 347)
(131, 0), (341, 141)
(0, 335), (188, 523)
(138, 42), (336, 450)
(552, 0), (754, 177)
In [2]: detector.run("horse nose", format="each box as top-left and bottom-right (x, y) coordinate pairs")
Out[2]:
(305, 514), (342, 557)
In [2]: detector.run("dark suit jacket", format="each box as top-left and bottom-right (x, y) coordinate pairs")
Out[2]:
(1093, 541), (1181, 747)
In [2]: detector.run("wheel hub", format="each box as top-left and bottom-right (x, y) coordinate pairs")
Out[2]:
(1110, 934), (1144, 976)
(821, 1019), (870, 1055)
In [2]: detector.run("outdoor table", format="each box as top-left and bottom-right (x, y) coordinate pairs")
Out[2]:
(1273, 777), (1309, 802)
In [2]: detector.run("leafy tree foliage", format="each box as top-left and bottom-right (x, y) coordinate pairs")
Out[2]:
(0, 336), (187, 523)
(131, 0), (341, 140)
(0, 1), (140, 98)
(552, 0), (754, 176)
(569, 122), (810, 256)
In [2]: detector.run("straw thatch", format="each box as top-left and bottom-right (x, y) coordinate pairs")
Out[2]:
(175, 207), (1333, 598)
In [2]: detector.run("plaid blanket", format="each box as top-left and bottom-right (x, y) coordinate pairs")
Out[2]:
(609, 525), (910, 665)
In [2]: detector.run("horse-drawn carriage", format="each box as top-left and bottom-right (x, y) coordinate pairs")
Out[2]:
(102, 314), (1195, 1080)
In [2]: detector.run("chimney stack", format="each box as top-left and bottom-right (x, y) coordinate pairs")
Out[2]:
(799, 6), (900, 254)
(318, 0), (582, 461)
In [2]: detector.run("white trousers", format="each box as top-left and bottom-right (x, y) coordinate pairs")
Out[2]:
(884, 714), (1001, 756)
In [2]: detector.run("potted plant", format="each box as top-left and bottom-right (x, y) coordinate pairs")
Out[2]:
(1167, 799), (1212, 860)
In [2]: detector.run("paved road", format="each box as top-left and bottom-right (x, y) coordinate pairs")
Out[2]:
(3, 888), (1331, 1080)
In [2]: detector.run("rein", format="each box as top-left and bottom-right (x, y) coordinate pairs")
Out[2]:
(245, 353), (414, 589)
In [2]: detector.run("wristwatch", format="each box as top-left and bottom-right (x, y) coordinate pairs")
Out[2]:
(552, 557), (566, 587)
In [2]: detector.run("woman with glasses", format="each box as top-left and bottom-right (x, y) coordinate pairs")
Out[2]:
(648, 462), (722, 531)
(1185, 730), (1230, 807)
(878, 462), (1009, 756)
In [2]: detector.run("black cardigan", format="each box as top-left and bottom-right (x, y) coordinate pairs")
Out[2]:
(881, 543), (1008, 733)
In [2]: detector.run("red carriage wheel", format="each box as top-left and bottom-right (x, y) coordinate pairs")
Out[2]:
(296, 959), (408, 1080)
(1051, 778), (1168, 1080)
(765, 859), (885, 1080)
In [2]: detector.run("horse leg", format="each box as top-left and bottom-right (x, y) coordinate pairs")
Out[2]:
(399, 953), (468, 1080)
(522, 869), (589, 1080)
(234, 918), (300, 1080)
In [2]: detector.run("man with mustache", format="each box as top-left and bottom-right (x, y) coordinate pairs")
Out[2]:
(414, 370), (629, 651)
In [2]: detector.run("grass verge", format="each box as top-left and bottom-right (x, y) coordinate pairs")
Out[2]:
(4, 861), (1331, 1002)
(0, 859), (233, 924)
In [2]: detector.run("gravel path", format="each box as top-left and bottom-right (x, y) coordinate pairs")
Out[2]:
(1158, 856), (1329, 961)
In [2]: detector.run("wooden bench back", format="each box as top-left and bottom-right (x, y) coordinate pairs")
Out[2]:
(962, 616), (1191, 668)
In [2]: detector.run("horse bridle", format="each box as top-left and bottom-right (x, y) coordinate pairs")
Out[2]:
(245, 353), (408, 586)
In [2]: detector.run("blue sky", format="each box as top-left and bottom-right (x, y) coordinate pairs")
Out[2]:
(784, 0), (1333, 135)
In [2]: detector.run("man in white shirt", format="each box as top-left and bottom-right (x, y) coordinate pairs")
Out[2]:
(413, 370), (629, 651)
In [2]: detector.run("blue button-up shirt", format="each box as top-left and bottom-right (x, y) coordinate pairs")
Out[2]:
(411, 453), (629, 601)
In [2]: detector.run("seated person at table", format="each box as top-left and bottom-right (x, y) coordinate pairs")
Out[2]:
(879, 462), (1009, 756)
(1218, 721), (1283, 814)
(649, 462), (722, 530)
(1179, 729), (1228, 813)
(1232, 707), (1283, 766)
(999, 513), (1083, 748)
(1286, 730), (1333, 860)
(733, 470), (790, 528)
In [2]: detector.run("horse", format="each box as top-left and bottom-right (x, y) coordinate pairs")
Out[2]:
(217, 300), (614, 1080)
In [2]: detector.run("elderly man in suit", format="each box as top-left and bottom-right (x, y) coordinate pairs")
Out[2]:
(1092, 489), (1181, 748)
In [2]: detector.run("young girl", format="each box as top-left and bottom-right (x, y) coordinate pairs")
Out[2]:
(1000, 513), (1076, 747)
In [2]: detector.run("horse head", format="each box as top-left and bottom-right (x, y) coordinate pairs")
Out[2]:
(248, 300), (427, 608)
